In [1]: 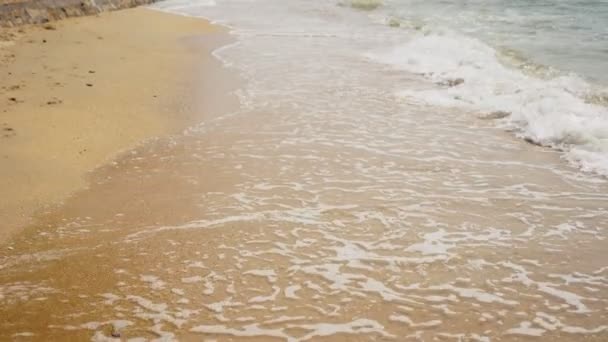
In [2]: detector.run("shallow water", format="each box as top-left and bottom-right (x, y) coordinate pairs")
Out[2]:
(1, 0), (608, 341)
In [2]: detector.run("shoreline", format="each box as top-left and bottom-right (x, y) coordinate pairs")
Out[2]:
(1, 1), (607, 340)
(0, 7), (237, 243)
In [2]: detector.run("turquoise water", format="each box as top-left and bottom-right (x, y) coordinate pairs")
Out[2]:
(384, 0), (608, 85)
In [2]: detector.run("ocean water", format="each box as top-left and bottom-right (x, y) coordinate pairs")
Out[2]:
(155, 0), (608, 177)
(1, 0), (608, 340)
(382, 0), (608, 85)
(372, 0), (608, 177)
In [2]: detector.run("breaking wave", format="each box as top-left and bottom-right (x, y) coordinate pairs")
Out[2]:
(368, 29), (608, 176)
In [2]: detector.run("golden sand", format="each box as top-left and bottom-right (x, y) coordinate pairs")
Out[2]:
(0, 7), (233, 242)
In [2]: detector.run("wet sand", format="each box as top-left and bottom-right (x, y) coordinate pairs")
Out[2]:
(0, 7), (234, 243)
(1, 81), (607, 340)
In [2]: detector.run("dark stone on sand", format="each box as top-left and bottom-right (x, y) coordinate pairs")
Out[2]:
(86, 83), (93, 87)
(8, 97), (17, 102)
(88, 70), (95, 74)
(0, 0), (163, 27)
(524, 137), (543, 147)
(482, 111), (511, 120)
(440, 78), (465, 87)
(2, 125), (15, 138)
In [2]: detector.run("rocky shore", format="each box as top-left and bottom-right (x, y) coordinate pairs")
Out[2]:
(0, 0), (159, 26)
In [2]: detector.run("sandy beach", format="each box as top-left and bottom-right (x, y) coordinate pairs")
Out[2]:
(0, 1), (607, 340)
(0, 7), (234, 243)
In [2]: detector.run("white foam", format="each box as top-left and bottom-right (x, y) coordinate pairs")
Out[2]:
(284, 284), (301, 299)
(150, 0), (216, 12)
(293, 319), (394, 340)
(127, 295), (167, 313)
(0, 282), (57, 305)
(12, 332), (35, 337)
(243, 269), (277, 283)
(368, 30), (608, 176)
(506, 321), (545, 336)
(389, 314), (441, 328)
(171, 288), (185, 296)
(140, 275), (165, 290)
(191, 323), (291, 340)
(205, 297), (242, 313)
(249, 286), (280, 303)
(192, 319), (393, 341)
(100, 293), (120, 305)
(502, 262), (591, 313)
(181, 276), (203, 284)
(405, 229), (453, 255)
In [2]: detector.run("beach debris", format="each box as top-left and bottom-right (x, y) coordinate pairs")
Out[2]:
(42, 39), (47, 43)
(342, 0), (383, 11)
(388, 18), (400, 27)
(46, 98), (62, 105)
(524, 137), (543, 147)
(2, 125), (15, 138)
(43, 24), (56, 31)
(8, 97), (17, 102)
(88, 70), (96, 74)
(481, 110), (511, 120)
(439, 78), (464, 87)
(86, 83), (93, 87)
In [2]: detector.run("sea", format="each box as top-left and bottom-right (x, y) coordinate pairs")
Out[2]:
(155, 0), (608, 177)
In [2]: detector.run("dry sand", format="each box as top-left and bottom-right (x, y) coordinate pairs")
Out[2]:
(0, 7), (234, 242)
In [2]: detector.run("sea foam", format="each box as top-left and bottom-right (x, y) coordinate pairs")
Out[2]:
(368, 30), (608, 176)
